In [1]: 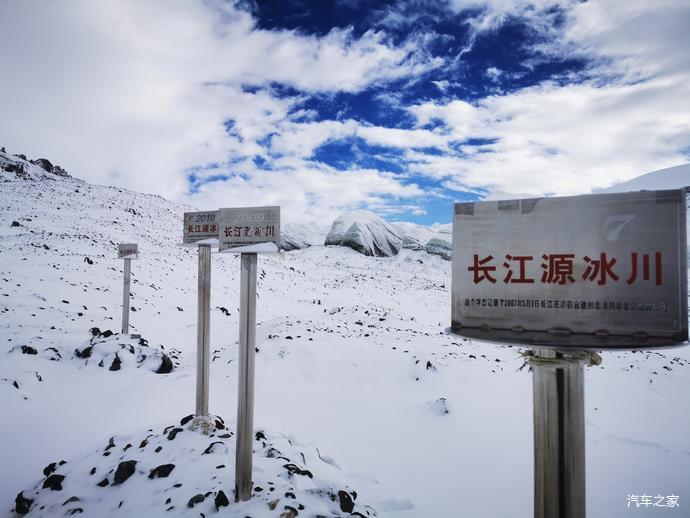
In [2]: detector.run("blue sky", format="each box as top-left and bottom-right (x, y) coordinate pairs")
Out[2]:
(1, 0), (688, 225)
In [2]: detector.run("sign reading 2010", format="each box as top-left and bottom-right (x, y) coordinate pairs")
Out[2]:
(451, 189), (688, 347)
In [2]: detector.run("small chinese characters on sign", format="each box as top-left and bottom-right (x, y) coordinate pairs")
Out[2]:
(183, 211), (219, 244)
(218, 206), (280, 252)
(626, 494), (680, 509)
(118, 243), (138, 259)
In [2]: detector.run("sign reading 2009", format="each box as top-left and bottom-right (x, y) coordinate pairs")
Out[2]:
(451, 189), (688, 347)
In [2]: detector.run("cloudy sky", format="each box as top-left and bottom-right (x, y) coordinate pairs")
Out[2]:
(1, 0), (688, 224)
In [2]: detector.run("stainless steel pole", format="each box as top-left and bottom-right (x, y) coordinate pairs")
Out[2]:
(235, 252), (257, 501)
(532, 348), (586, 518)
(121, 258), (131, 335)
(196, 245), (212, 417)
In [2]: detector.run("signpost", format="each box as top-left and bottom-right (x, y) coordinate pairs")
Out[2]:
(450, 188), (688, 518)
(218, 205), (280, 501)
(183, 211), (219, 426)
(181, 205), (280, 501)
(451, 189), (688, 347)
(118, 243), (138, 335)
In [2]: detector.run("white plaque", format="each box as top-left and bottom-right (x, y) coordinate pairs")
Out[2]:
(451, 189), (688, 347)
(218, 206), (280, 252)
(183, 210), (219, 244)
(118, 243), (138, 259)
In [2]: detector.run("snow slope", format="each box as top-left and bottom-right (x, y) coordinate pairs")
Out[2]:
(600, 163), (690, 193)
(2, 154), (690, 517)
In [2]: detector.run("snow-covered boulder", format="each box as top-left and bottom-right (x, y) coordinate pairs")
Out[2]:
(280, 222), (325, 251)
(13, 414), (374, 517)
(325, 211), (403, 257)
(401, 235), (424, 251)
(425, 238), (452, 261)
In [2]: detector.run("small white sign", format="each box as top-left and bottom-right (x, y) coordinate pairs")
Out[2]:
(183, 210), (219, 244)
(118, 243), (138, 259)
(218, 206), (280, 252)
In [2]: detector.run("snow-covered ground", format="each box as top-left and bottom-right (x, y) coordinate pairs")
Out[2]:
(2, 155), (690, 516)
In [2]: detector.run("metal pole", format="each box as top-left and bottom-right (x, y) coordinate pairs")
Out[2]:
(121, 258), (131, 335)
(235, 253), (257, 501)
(196, 245), (211, 417)
(531, 348), (586, 518)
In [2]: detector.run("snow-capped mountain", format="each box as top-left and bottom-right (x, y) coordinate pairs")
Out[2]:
(2, 150), (689, 517)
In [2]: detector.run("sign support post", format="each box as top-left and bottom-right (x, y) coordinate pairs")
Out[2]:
(121, 258), (131, 335)
(531, 349), (586, 518)
(118, 243), (138, 336)
(196, 244), (212, 418)
(235, 252), (257, 501)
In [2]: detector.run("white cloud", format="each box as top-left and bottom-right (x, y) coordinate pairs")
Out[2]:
(0, 0), (439, 207)
(185, 164), (424, 224)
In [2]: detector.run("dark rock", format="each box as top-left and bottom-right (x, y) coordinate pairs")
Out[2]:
(11, 221), (21, 227)
(180, 414), (194, 426)
(148, 464), (175, 479)
(112, 460), (137, 485)
(31, 158), (54, 172)
(202, 441), (224, 455)
(338, 490), (355, 512)
(74, 346), (92, 359)
(84, 257), (94, 265)
(62, 496), (80, 505)
(67, 509), (83, 515)
(15, 491), (32, 514)
(187, 494), (205, 508)
(90, 467), (96, 475)
(97, 478), (109, 487)
(43, 474), (65, 491)
(89, 327), (101, 336)
(156, 355), (173, 374)
(255, 431), (266, 441)
(109, 354), (121, 371)
(214, 490), (229, 510)
(43, 462), (57, 477)
(167, 428), (183, 440)
(283, 463), (313, 478)
(21, 345), (37, 355)
(100, 330), (113, 338)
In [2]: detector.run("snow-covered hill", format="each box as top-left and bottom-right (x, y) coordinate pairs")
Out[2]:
(2, 152), (690, 517)
(600, 163), (690, 193)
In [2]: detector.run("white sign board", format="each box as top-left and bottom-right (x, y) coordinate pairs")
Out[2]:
(118, 243), (138, 259)
(218, 206), (280, 252)
(451, 189), (688, 348)
(183, 210), (219, 244)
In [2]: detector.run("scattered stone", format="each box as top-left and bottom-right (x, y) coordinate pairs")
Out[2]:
(43, 474), (65, 491)
(180, 414), (194, 426)
(167, 428), (183, 440)
(15, 491), (32, 514)
(97, 478), (109, 487)
(112, 460), (137, 485)
(148, 464), (175, 479)
(338, 490), (355, 513)
(43, 462), (57, 477)
(187, 494), (205, 508)
(21, 345), (37, 355)
(11, 221), (21, 227)
(156, 355), (173, 374)
(214, 490), (229, 510)
(283, 463), (313, 478)
(109, 353), (121, 371)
